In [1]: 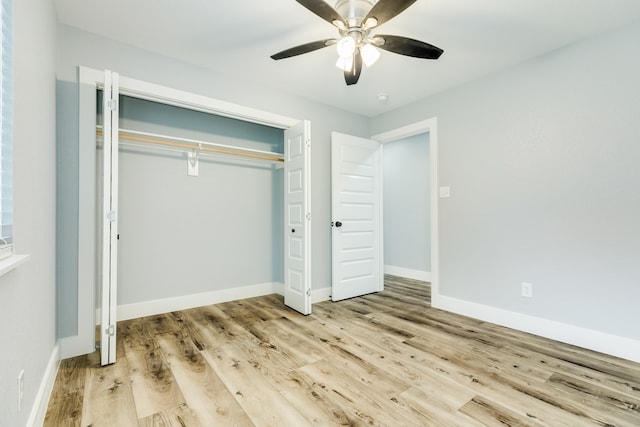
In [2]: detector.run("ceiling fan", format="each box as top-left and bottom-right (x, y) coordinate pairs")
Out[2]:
(270, 0), (444, 85)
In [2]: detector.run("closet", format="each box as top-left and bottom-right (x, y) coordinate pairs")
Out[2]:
(88, 69), (311, 365)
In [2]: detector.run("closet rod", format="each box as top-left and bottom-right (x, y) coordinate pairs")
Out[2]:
(96, 128), (284, 163)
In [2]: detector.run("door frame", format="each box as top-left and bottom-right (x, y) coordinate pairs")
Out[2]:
(371, 118), (440, 306)
(61, 66), (310, 360)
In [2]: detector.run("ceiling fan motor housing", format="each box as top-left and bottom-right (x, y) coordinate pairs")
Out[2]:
(335, 0), (376, 27)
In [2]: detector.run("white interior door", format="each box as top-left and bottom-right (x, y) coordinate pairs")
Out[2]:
(284, 121), (312, 314)
(331, 132), (383, 301)
(100, 70), (119, 365)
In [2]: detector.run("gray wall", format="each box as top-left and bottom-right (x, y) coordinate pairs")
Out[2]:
(383, 134), (430, 272)
(372, 21), (640, 340)
(116, 96), (284, 305)
(0, 0), (57, 424)
(56, 25), (370, 338)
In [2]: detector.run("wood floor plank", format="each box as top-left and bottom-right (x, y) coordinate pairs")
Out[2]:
(45, 275), (640, 426)
(156, 333), (253, 426)
(404, 335), (611, 426)
(162, 310), (210, 352)
(546, 372), (640, 426)
(43, 391), (84, 427)
(313, 300), (415, 342)
(254, 317), (332, 366)
(213, 326), (354, 425)
(400, 306), (640, 404)
(137, 403), (200, 427)
(80, 353), (137, 427)
(202, 340), (312, 426)
(251, 293), (310, 322)
(392, 384), (485, 427)
(44, 355), (89, 427)
(459, 395), (543, 427)
(121, 326), (186, 419)
(362, 287), (430, 308)
(119, 312), (184, 340)
(181, 304), (257, 346)
(217, 298), (281, 328)
(273, 369), (354, 426)
(296, 357), (419, 426)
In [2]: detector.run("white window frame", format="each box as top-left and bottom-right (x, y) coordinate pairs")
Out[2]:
(0, 0), (28, 276)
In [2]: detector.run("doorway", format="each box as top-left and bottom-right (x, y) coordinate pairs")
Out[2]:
(330, 118), (439, 303)
(382, 133), (431, 282)
(372, 118), (439, 305)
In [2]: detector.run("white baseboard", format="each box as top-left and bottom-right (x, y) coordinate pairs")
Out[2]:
(95, 283), (337, 323)
(384, 265), (432, 282)
(311, 287), (331, 303)
(27, 344), (59, 427)
(434, 293), (640, 364)
(97, 282), (284, 323)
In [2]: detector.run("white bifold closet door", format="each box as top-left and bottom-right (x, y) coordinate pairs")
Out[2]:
(284, 121), (312, 315)
(101, 70), (119, 366)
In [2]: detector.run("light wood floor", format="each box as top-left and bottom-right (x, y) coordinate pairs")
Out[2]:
(45, 275), (640, 426)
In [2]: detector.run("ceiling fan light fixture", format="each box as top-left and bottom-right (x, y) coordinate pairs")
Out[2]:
(361, 43), (380, 67)
(336, 36), (356, 58)
(336, 54), (354, 71)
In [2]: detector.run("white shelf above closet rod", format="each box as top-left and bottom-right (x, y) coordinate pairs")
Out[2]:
(96, 126), (284, 163)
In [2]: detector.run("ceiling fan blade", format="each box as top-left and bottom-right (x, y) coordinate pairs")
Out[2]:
(363, 0), (417, 29)
(271, 39), (336, 60)
(375, 35), (443, 59)
(296, 0), (346, 28)
(344, 51), (363, 85)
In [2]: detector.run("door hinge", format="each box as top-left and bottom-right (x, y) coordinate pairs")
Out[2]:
(305, 138), (311, 147)
(105, 324), (115, 337)
(306, 212), (311, 221)
(106, 99), (118, 112)
(306, 289), (311, 297)
(106, 210), (117, 222)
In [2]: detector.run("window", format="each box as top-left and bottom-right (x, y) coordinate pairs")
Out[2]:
(0, 0), (12, 260)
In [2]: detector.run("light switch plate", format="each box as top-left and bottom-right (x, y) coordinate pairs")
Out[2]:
(521, 282), (533, 298)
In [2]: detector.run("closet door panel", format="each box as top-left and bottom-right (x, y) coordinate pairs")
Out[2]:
(284, 121), (311, 315)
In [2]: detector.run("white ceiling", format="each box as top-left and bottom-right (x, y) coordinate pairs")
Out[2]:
(54, 0), (640, 116)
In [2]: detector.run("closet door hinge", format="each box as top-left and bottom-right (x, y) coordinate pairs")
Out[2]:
(105, 324), (115, 337)
(306, 289), (311, 297)
(305, 138), (311, 148)
(106, 210), (117, 222)
(306, 212), (311, 221)
(106, 99), (118, 112)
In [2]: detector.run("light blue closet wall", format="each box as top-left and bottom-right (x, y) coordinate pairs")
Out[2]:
(115, 96), (284, 305)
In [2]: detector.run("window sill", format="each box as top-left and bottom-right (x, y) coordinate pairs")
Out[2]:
(0, 254), (30, 278)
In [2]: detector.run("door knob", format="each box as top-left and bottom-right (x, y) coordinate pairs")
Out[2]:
(335, 221), (342, 228)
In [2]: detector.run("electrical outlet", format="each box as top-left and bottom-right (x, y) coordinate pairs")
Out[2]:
(521, 282), (533, 298)
(17, 370), (24, 412)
